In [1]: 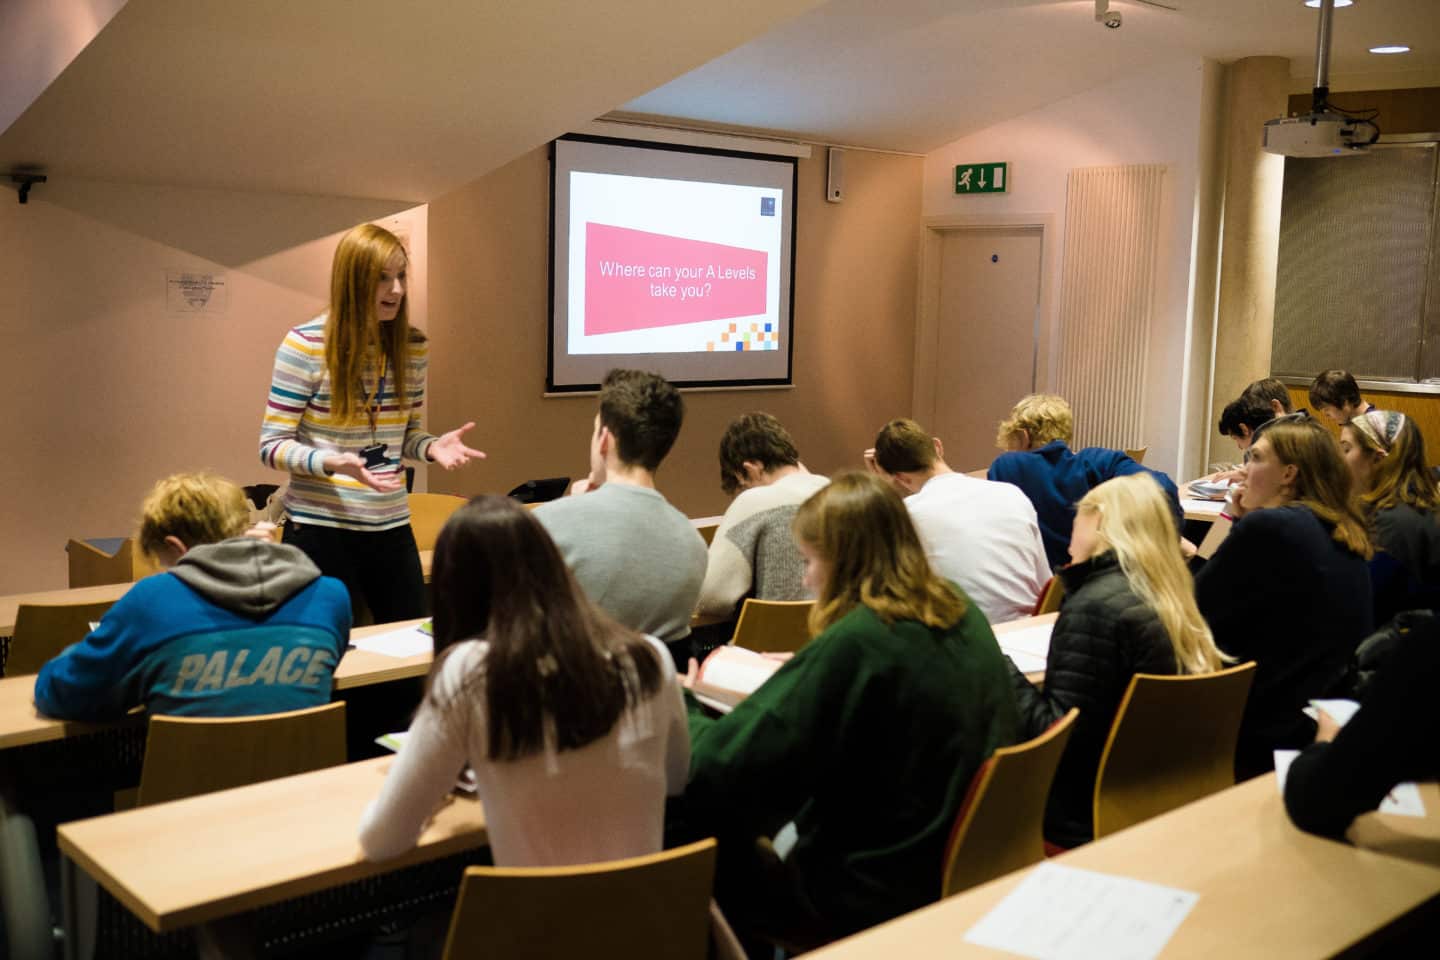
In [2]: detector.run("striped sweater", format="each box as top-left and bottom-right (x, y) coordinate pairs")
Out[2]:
(259, 316), (437, 531)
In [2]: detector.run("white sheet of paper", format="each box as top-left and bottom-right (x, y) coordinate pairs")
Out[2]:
(1007, 650), (1049, 674)
(1181, 498), (1224, 516)
(998, 622), (1053, 659)
(1273, 750), (1427, 818)
(1301, 698), (1361, 727)
(963, 862), (1198, 960)
(352, 625), (432, 659)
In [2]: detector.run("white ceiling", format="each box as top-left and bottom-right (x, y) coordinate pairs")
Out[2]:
(0, 0), (825, 201)
(622, 0), (1440, 154)
(2, 0), (1435, 202)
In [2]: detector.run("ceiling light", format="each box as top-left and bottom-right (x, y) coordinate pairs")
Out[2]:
(1304, 1), (1353, 8)
(1369, 45), (1410, 54)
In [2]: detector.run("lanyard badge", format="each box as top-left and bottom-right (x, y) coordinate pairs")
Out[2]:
(360, 355), (389, 470)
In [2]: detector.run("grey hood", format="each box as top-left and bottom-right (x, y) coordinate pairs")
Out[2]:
(170, 539), (323, 619)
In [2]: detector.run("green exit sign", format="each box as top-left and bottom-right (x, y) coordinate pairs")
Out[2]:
(954, 162), (1008, 194)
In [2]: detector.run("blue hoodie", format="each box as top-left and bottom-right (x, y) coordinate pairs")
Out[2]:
(34, 539), (351, 719)
(988, 440), (1181, 569)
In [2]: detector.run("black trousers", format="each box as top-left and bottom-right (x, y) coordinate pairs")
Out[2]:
(283, 521), (426, 623)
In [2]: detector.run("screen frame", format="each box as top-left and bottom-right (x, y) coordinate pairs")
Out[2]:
(547, 133), (799, 393)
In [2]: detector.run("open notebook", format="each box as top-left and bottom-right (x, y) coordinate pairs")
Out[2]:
(691, 645), (784, 713)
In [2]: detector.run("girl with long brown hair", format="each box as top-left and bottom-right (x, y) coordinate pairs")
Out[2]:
(1195, 417), (1373, 780)
(259, 223), (484, 621)
(682, 471), (1017, 946)
(1340, 410), (1440, 624)
(359, 496), (687, 865)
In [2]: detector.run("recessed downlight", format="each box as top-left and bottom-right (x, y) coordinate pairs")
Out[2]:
(1369, 44), (1411, 54)
(1304, 1), (1353, 8)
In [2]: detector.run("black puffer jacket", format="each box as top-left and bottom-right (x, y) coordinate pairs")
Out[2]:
(1007, 551), (1178, 848)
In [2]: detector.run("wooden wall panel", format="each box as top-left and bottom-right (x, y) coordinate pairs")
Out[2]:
(1287, 385), (1440, 466)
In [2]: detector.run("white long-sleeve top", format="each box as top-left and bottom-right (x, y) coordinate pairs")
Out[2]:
(358, 635), (689, 866)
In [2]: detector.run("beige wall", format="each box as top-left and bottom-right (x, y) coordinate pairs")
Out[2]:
(3, 179), (422, 593)
(426, 146), (923, 519)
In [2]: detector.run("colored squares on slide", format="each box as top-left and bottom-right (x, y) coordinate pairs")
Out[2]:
(765, 323), (772, 333)
(706, 342), (714, 351)
(729, 323), (737, 333)
(735, 342), (744, 351)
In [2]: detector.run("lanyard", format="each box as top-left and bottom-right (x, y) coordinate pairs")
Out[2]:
(361, 353), (387, 443)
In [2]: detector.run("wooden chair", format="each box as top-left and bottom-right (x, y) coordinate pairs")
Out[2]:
(407, 492), (469, 553)
(1033, 575), (1064, 615)
(65, 537), (159, 588)
(1092, 661), (1257, 839)
(442, 838), (717, 960)
(5, 600), (117, 676)
(730, 599), (813, 654)
(1124, 446), (1148, 464)
(134, 701), (347, 807)
(941, 709), (1079, 897)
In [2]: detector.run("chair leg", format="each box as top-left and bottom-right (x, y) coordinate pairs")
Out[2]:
(58, 857), (97, 960)
(0, 786), (56, 960)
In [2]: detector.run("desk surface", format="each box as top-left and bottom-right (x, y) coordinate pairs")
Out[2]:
(0, 619), (433, 751)
(57, 756), (487, 933)
(808, 774), (1440, 959)
(0, 552), (434, 636)
(1349, 781), (1440, 868)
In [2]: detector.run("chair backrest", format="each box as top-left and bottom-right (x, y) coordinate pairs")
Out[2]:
(1124, 446), (1148, 464)
(729, 599), (814, 654)
(941, 708), (1079, 897)
(1033, 575), (1065, 615)
(136, 701), (347, 807)
(66, 537), (160, 588)
(443, 838), (717, 960)
(1092, 661), (1257, 839)
(407, 492), (469, 553)
(7, 600), (118, 676)
(695, 522), (720, 547)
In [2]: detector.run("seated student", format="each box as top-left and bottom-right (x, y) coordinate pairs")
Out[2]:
(1240, 376), (1296, 418)
(681, 472), (1017, 946)
(359, 496), (687, 865)
(870, 418), (1048, 623)
(1340, 411), (1440, 625)
(1285, 611), (1440, 838)
(34, 473), (350, 719)
(1309, 369), (1375, 425)
(987, 394), (1181, 569)
(1194, 418), (1373, 780)
(695, 412), (829, 620)
(1008, 474), (1227, 848)
(1217, 396), (1278, 454)
(534, 369), (707, 664)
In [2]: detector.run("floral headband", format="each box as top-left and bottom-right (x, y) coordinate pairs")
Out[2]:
(1350, 410), (1406, 457)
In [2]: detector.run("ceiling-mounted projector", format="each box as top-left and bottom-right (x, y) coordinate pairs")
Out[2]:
(1263, 0), (1379, 158)
(1263, 112), (1371, 157)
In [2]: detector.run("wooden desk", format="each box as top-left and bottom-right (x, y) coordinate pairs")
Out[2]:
(0, 552), (435, 637)
(993, 612), (1055, 683)
(1181, 497), (1224, 524)
(0, 620), (434, 751)
(57, 756), (487, 934)
(1349, 782), (1440, 868)
(807, 775), (1440, 959)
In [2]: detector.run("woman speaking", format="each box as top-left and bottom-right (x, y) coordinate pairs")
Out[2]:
(259, 223), (483, 621)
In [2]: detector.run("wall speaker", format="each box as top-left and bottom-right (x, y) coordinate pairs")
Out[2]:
(826, 147), (845, 203)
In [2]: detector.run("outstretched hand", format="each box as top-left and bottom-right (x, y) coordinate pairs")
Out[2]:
(430, 422), (487, 470)
(325, 453), (406, 493)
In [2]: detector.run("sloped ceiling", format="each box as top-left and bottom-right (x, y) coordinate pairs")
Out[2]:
(623, 0), (1440, 154)
(0, 0), (826, 201)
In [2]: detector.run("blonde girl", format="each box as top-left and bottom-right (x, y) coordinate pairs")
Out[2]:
(1010, 473), (1223, 848)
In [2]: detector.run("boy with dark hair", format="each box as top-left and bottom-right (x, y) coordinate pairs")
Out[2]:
(1241, 377), (1295, 418)
(697, 413), (828, 619)
(870, 419), (1048, 623)
(536, 370), (706, 662)
(1309, 369), (1374, 425)
(1217, 397), (1278, 452)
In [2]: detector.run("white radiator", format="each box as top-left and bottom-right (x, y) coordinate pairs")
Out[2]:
(1056, 163), (1167, 450)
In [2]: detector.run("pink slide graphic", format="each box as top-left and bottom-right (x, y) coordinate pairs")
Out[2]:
(585, 223), (768, 336)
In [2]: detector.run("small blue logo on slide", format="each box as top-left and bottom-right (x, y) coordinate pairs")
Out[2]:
(760, 197), (775, 217)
